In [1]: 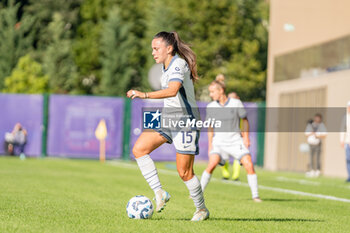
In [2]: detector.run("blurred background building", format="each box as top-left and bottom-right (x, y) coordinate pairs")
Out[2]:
(265, 0), (350, 177)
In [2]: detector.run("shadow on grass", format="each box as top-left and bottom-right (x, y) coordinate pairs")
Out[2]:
(209, 218), (324, 222)
(261, 198), (318, 202)
(158, 218), (324, 222)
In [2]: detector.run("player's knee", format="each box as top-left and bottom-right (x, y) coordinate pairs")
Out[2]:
(241, 156), (254, 173)
(132, 144), (147, 158)
(177, 168), (193, 181)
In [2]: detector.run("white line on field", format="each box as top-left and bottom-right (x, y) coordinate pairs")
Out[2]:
(275, 176), (320, 186)
(108, 161), (350, 204)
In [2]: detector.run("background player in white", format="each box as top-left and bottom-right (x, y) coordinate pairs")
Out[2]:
(127, 31), (209, 221)
(216, 74), (243, 180)
(200, 80), (262, 202)
(221, 91), (243, 181)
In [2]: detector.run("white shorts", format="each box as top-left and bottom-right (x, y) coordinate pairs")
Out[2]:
(210, 138), (250, 165)
(156, 128), (199, 155)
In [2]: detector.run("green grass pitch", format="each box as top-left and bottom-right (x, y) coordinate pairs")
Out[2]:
(1, 156), (350, 232)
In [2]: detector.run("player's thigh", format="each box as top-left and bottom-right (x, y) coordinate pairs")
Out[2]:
(132, 130), (167, 158)
(176, 153), (195, 181)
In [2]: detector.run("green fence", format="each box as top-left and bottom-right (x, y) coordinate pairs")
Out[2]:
(122, 98), (131, 160)
(256, 102), (266, 166)
(41, 94), (49, 157)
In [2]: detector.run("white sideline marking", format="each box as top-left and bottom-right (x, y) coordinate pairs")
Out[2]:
(108, 161), (350, 204)
(275, 176), (320, 186)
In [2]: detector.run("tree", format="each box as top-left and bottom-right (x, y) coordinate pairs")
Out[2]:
(72, 0), (109, 94)
(222, 0), (268, 100)
(224, 40), (266, 100)
(99, 7), (138, 96)
(4, 54), (48, 93)
(143, 0), (268, 101)
(0, 0), (268, 99)
(43, 12), (78, 93)
(73, 0), (148, 95)
(141, 0), (177, 91)
(111, 0), (148, 91)
(24, 0), (82, 58)
(0, 0), (34, 90)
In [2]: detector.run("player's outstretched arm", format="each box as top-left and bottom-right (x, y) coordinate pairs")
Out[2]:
(127, 82), (181, 100)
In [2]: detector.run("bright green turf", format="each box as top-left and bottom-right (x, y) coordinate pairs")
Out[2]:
(1, 156), (350, 233)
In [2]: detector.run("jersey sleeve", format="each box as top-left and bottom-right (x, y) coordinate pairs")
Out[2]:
(168, 60), (187, 84)
(236, 100), (247, 118)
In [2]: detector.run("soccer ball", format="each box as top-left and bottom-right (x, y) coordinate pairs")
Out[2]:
(126, 195), (154, 219)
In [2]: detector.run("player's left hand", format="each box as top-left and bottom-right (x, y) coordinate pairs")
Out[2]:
(127, 90), (144, 99)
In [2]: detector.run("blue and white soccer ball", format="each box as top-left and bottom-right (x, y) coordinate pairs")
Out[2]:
(126, 195), (154, 219)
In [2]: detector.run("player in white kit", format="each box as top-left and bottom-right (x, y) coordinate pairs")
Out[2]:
(127, 31), (209, 221)
(200, 80), (262, 202)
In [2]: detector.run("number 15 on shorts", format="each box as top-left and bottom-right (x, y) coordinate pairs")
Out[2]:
(181, 131), (193, 144)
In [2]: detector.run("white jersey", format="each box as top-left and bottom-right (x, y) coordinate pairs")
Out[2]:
(157, 54), (200, 155)
(161, 55), (200, 121)
(206, 98), (247, 146)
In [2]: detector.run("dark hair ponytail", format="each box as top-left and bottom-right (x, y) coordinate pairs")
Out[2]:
(154, 31), (198, 81)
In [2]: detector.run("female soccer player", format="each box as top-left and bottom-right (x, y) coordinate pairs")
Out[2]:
(200, 80), (262, 202)
(216, 74), (242, 181)
(126, 31), (209, 221)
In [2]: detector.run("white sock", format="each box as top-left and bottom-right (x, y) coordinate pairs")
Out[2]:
(135, 154), (162, 194)
(247, 174), (259, 199)
(184, 175), (206, 210)
(200, 170), (212, 192)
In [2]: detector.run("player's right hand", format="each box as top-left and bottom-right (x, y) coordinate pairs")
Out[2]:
(127, 90), (143, 99)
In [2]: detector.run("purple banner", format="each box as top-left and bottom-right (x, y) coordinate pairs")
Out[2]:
(47, 95), (124, 159)
(129, 100), (258, 163)
(244, 102), (258, 164)
(130, 99), (173, 161)
(0, 94), (43, 157)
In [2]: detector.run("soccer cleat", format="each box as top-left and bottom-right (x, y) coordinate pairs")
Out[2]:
(191, 208), (210, 221)
(221, 161), (230, 180)
(154, 189), (171, 212)
(232, 160), (241, 180)
(253, 197), (262, 203)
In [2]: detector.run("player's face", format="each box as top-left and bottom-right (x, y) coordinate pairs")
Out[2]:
(209, 84), (222, 101)
(152, 38), (172, 64)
